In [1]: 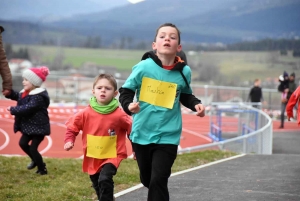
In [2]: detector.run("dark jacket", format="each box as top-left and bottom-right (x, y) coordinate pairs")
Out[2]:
(176, 50), (188, 65)
(248, 86), (263, 102)
(151, 50), (188, 65)
(6, 88), (51, 135)
(0, 26), (12, 91)
(119, 51), (200, 115)
(287, 80), (297, 100)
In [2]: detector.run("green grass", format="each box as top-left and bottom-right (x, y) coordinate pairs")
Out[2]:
(189, 51), (300, 82)
(14, 45), (144, 69)
(0, 150), (236, 201)
(13, 45), (300, 84)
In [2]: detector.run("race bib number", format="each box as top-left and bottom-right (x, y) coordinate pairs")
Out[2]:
(86, 134), (117, 159)
(139, 77), (177, 109)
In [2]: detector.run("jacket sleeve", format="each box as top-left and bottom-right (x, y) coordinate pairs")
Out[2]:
(286, 87), (300, 119)
(180, 93), (202, 112)
(64, 127), (79, 143)
(5, 89), (19, 101)
(260, 88), (264, 102)
(10, 95), (44, 116)
(121, 112), (132, 138)
(0, 31), (12, 91)
(119, 87), (135, 115)
(247, 88), (253, 102)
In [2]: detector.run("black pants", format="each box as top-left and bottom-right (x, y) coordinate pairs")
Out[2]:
(280, 102), (287, 127)
(132, 143), (178, 201)
(89, 163), (117, 201)
(19, 134), (45, 170)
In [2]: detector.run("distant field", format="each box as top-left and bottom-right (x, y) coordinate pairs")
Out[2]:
(189, 51), (300, 83)
(14, 45), (300, 83)
(14, 45), (144, 70)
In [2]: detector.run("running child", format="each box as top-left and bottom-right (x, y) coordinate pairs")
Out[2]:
(64, 74), (132, 201)
(119, 23), (205, 201)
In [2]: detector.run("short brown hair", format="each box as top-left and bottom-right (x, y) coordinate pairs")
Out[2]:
(93, 74), (117, 90)
(154, 23), (181, 45)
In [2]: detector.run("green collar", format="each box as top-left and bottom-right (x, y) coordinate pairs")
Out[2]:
(89, 96), (119, 114)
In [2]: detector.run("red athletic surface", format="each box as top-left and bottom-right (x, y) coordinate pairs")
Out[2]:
(0, 99), (298, 158)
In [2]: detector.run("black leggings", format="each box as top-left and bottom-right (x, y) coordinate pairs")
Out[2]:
(19, 134), (45, 170)
(89, 163), (117, 201)
(132, 143), (178, 201)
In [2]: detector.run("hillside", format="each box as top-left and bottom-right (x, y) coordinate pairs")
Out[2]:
(1, 0), (300, 45)
(0, 0), (129, 22)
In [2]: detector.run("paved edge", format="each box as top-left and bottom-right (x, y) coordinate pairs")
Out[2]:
(114, 153), (246, 198)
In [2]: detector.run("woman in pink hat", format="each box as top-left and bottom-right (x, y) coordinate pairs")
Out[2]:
(5, 66), (50, 175)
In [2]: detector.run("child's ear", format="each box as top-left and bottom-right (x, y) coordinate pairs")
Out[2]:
(114, 90), (118, 97)
(152, 42), (157, 50)
(177, 44), (182, 52)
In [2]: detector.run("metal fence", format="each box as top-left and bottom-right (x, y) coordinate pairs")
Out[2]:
(1, 75), (273, 155)
(178, 102), (273, 155)
(1, 74), (281, 111)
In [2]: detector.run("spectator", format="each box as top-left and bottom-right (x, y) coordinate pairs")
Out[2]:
(0, 26), (12, 96)
(278, 71), (289, 128)
(247, 78), (263, 108)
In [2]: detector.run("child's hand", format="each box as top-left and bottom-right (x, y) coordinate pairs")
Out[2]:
(64, 142), (74, 151)
(2, 89), (11, 96)
(132, 152), (136, 160)
(129, 102), (140, 114)
(195, 104), (205, 117)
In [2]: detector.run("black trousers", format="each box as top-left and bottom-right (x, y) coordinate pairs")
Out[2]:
(132, 143), (178, 201)
(89, 163), (117, 201)
(19, 133), (45, 170)
(280, 102), (287, 127)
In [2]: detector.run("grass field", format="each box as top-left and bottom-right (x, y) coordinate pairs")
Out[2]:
(0, 150), (236, 201)
(13, 45), (300, 84)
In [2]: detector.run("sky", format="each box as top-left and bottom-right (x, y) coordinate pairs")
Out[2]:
(128, 0), (145, 4)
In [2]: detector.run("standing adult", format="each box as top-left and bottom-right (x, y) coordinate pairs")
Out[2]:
(278, 71), (289, 129)
(248, 78), (263, 109)
(0, 26), (12, 96)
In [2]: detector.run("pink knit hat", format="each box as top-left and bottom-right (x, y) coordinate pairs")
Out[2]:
(22, 66), (50, 87)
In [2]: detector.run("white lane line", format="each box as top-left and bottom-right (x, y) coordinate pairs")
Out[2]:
(40, 136), (52, 154)
(0, 128), (10, 150)
(114, 154), (245, 198)
(182, 128), (213, 142)
(0, 119), (62, 155)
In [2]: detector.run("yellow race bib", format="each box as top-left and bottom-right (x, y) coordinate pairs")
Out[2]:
(139, 77), (177, 109)
(86, 134), (117, 159)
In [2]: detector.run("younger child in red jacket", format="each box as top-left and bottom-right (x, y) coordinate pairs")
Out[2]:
(64, 74), (132, 201)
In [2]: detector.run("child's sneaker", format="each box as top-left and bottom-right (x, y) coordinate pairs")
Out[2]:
(27, 161), (36, 170)
(36, 168), (48, 175)
(36, 163), (47, 175)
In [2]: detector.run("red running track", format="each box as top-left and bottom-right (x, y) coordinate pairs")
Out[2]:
(0, 99), (298, 158)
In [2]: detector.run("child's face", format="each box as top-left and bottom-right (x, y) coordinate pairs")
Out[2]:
(152, 26), (182, 56)
(22, 78), (35, 91)
(92, 78), (118, 105)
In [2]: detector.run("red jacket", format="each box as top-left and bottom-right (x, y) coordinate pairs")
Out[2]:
(286, 86), (300, 126)
(65, 106), (132, 175)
